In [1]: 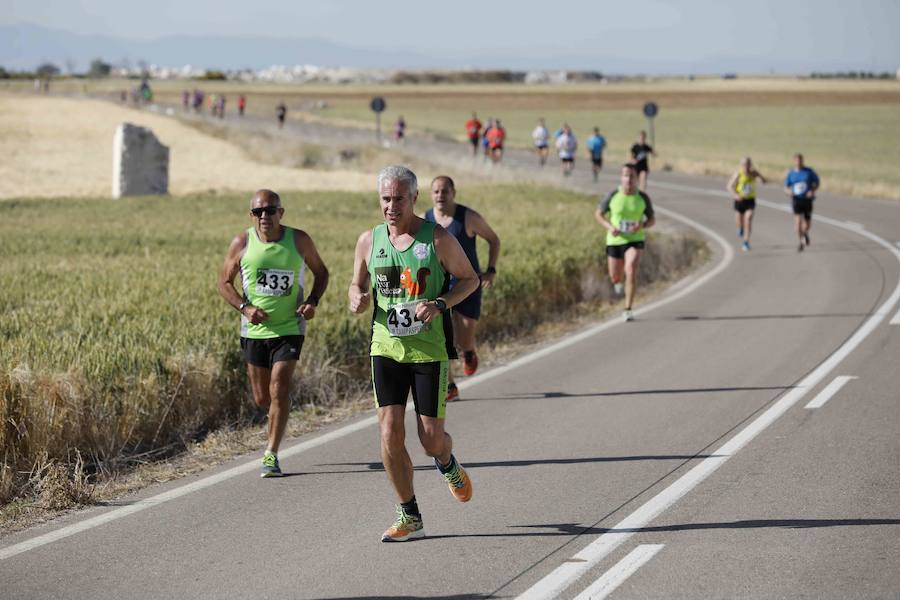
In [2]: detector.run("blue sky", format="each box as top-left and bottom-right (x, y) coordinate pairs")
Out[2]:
(3, 0), (899, 72)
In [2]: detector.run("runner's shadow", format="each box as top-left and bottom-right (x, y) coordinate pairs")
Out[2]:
(672, 313), (869, 321)
(322, 595), (491, 599)
(421, 518), (900, 540)
(315, 454), (722, 474)
(495, 385), (795, 401)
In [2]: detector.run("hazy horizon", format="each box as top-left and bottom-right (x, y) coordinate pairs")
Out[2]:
(2, 0), (899, 74)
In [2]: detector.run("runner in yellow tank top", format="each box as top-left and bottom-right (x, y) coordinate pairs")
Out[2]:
(217, 189), (329, 477)
(727, 156), (768, 252)
(349, 165), (480, 542)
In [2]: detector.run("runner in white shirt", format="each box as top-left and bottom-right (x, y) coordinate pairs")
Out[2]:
(532, 118), (550, 166)
(555, 125), (577, 176)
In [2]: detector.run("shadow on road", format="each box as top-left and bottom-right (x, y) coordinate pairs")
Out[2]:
(673, 313), (869, 321)
(316, 454), (723, 474)
(488, 385), (795, 401)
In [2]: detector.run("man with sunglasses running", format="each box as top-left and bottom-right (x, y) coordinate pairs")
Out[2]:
(218, 189), (329, 477)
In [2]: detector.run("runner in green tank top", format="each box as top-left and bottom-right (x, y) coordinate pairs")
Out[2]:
(595, 164), (656, 322)
(217, 189), (329, 477)
(349, 165), (480, 542)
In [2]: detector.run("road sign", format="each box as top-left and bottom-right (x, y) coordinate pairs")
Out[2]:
(643, 101), (659, 146)
(370, 96), (386, 142)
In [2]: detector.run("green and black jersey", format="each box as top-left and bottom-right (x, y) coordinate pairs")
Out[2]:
(368, 221), (455, 363)
(599, 188), (655, 246)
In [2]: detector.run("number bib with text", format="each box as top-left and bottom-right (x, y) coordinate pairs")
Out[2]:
(792, 182), (808, 196)
(618, 220), (639, 234)
(255, 269), (294, 297)
(386, 300), (427, 337)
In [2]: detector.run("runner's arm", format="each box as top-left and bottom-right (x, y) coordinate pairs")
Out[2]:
(217, 232), (268, 323)
(217, 232), (248, 311)
(348, 230), (373, 314)
(294, 229), (329, 320)
(727, 172), (739, 198)
(467, 210), (501, 289)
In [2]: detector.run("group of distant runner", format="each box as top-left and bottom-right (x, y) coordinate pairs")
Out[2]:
(214, 104), (822, 543)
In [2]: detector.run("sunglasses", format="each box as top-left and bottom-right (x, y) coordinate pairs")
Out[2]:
(251, 206), (280, 217)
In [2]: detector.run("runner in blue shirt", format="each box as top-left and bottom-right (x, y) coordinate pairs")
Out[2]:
(586, 127), (607, 182)
(783, 153), (820, 252)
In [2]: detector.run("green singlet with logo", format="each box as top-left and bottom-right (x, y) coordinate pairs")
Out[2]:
(368, 221), (452, 362)
(240, 226), (307, 339)
(602, 189), (651, 246)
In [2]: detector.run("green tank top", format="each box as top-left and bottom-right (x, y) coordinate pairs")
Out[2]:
(604, 190), (649, 246)
(240, 226), (307, 339)
(734, 171), (757, 199)
(368, 221), (451, 362)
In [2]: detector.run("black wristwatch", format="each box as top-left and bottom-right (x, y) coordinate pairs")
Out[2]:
(434, 298), (448, 312)
(238, 301), (250, 312)
(305, 294), (319, 307)
(485, 266), (497, 274)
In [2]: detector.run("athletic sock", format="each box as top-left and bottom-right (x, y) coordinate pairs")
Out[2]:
(436, 454), (457, 474)
(400, 496), (420, 516)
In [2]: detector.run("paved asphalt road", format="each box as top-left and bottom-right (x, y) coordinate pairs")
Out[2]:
(2, 109), (899, 599)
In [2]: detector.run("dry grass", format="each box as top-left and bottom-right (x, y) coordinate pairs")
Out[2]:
(0, 93), (373, 199)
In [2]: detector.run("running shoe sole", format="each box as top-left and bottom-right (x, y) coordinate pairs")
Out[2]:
(381, 527), (425, 542)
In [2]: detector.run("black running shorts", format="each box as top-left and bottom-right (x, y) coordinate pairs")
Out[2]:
(792, 197), (813, 220)
(241, 335), (304, 369)
(734, 198), (756, 213)
(606, 241), (645, 259)
(371, 356), (448, 418)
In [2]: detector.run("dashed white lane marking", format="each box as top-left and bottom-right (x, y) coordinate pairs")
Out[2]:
(516, 183), (900, 600)
(805, 376), (858, 409)
(572, 544), (664, 600)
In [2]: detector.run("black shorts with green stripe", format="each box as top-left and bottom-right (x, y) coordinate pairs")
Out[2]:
(371, 356), (449, 418)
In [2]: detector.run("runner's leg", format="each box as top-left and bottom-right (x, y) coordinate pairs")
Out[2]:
(379, 405), (415, 502)
(266, 359), (297, 453)
(624, 247), (643, 309)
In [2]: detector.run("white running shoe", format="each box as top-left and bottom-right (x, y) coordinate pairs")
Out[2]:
(623, 309), (634, 322)
(613, 282), (624, 296)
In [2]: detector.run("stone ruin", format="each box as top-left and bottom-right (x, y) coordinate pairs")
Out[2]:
(112, 123), (169, 198)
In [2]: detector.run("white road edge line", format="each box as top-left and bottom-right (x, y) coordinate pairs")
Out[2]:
(0, 184), (735, 562)
(891, 309), (900, 325)
(516, 184), (900, 600)
(572, 544), (664, 600)
(804, 376), (858, 409)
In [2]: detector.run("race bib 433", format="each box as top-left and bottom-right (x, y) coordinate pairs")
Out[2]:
(255, 269), (294, 296)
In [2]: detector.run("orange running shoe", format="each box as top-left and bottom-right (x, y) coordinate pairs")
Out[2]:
(446, 383), (459, 402)
(462, 350), (479, 376)
(435, 457), (473, 502)
(381, 505), (425, 542)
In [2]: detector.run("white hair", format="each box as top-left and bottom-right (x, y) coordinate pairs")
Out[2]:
(377, 165), (417, 197)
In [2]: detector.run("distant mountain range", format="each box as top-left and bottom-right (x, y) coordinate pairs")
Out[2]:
(0, 23), (440, 71)
(0, 22), (882, 75)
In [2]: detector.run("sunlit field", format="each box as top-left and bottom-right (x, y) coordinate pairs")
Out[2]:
(20, 77), (895, 200)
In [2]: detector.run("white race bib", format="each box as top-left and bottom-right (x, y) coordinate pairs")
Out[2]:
(619, 220), (639, 234)
(792, 181), (808, 196)
(386, 300), (427, 337)
(255, 269), (294, 297)
(741, 182), (753, 195)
